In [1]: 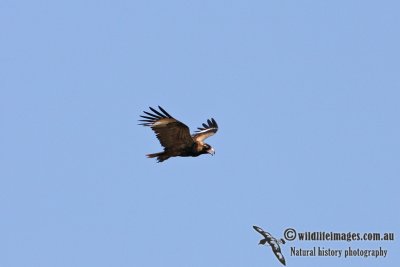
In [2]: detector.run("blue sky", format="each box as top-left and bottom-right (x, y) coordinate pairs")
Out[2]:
(1, 0), (399, 266)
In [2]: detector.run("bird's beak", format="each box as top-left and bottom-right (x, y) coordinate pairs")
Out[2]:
(207, 147), (215, 156)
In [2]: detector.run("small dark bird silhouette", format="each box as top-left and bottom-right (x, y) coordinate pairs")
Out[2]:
(139, 106), (218, 162)
(253, 225), (286, 266)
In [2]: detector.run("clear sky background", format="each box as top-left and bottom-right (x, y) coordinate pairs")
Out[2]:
(1, 1), (399, 266)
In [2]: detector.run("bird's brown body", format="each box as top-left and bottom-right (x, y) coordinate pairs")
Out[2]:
(146, 142), (212, 161)
(139, 106), (218, 162)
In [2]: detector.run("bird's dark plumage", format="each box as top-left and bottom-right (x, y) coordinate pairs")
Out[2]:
(139, 106), (218, 162)
(253, 226), (286, 266)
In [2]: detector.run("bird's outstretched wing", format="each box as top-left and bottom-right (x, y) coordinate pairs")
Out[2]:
(139, 106), (194, 149)
(271, 243), (286, 266)
(192, 118), (218, 142)
(253, 226), (270, 238)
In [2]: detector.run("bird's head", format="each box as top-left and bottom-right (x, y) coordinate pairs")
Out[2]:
(202, 143), (215, 156)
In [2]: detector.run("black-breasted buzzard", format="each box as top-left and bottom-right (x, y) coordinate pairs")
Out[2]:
(139, 106), (218, 162)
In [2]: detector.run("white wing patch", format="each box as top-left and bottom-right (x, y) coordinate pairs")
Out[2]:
(195, 128), (217, 134)
(153, 120), (168, 126)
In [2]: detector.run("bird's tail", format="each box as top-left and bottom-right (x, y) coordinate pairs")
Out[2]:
(258, 239), (267, 245)
(146, 152), (170, 163)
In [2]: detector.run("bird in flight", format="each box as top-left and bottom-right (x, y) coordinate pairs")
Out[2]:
(139, 106), (218, 162)
(253, 225), (286, 266)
